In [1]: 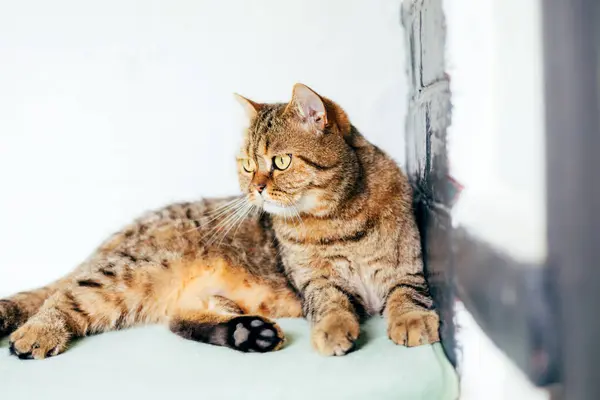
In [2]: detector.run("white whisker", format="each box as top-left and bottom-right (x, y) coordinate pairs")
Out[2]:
(201, 200), (249, 241)
(278, 193), (306, 239)
(219, 202), (253, 245)
(233, 204), (256, 239)
(204, 196), (245, 216)
(291, 205), (306, 238)
(203, 197), (255, 246)
(183, 196), (247, 234)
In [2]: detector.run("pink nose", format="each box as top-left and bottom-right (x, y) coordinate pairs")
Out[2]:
(254, 183), (266, 193)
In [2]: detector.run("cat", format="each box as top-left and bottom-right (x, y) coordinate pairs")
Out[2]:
(0, 83), (439, 359)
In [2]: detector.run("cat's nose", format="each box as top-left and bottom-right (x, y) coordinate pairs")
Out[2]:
(254, 183), (266, 193)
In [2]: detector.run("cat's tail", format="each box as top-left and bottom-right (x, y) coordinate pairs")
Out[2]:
(0, 278), (69, 337)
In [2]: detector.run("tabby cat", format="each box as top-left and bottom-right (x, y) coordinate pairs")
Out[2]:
(0, 84), (439, 359)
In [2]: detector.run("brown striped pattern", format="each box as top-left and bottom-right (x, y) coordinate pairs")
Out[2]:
(1, 84), (437, 360)
(238, 84), (439, 355)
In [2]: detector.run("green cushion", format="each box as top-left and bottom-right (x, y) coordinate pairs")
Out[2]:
(0, 317), (458, 400)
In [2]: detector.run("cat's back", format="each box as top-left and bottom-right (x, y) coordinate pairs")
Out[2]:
(90, 197), (282, 279)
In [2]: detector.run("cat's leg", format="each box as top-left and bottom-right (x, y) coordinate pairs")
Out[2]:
(8, 266), (153, 360)
(8, 282), (129, 360)
(369, 218), (440, 347)
(207, 295), (244, 314)
(8, 290), (77, 359)
(300, 277), (361, 356)
(377, 260), (440, 346)
(0, 277), (73, 337)
(169, 295), (285, 353)
(0, 286), (58, 337)
(383, 281), (439, 346)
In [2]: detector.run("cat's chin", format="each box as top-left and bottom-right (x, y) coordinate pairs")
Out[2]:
(262, 201), (292, 216)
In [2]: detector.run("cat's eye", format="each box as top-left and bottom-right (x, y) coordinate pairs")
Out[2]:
(273, 154), (292, 170)
(241, 158), (255, 173)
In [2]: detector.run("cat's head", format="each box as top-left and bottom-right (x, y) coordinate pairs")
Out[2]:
(235, 84), (360, 217)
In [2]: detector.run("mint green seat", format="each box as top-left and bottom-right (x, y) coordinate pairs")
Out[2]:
(0, 318), (458, 400)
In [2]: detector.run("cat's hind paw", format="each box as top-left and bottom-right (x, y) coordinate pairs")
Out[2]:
(171, 314), (286, 353)
(9, 317), (70, 360)
(226, 316), (285, 352)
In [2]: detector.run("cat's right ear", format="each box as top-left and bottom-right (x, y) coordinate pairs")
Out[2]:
(287, 83), (327, 132)
(234, 93), (263, 123)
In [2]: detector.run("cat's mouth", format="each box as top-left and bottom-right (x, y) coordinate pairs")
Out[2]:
(252, 191), (307, 216)
(253, 190), (319, 216)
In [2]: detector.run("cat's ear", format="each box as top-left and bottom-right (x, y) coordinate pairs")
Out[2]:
(234, 93), (263, 122)
(287, 83), (327, 131)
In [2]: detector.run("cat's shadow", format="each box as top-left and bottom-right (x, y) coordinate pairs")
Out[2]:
(353, 326), (369, 353)
(282, 331), (297, 349)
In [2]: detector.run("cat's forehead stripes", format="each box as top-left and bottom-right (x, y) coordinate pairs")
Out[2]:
(255, 107), (278, 135)
(246, 104), (286, 159)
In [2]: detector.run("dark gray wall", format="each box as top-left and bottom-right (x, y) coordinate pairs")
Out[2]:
(401, 0), (456, 365)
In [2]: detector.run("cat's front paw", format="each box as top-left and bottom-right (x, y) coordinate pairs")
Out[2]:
(9, 317), (70, 360)
(388, 309), (440, 347)
(311, 313), (359, 356)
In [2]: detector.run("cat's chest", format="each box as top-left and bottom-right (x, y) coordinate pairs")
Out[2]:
(328, 255), (385, 315)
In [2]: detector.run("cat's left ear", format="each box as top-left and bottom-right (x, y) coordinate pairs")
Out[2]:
(287, 83), (327, 131)
(234, 93), (263, 123)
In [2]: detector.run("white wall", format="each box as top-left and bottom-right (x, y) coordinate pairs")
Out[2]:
(0, 0), (407, 295)
(446, 0), (546, 265)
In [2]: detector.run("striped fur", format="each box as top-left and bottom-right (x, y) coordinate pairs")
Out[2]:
(0, 84), (438, 359)
(237, 84), (439, 355)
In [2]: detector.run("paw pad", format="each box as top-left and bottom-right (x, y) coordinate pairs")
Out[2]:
(227, 316), (284, 353)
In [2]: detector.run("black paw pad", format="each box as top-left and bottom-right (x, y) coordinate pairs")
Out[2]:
(226, 316), (283, 353)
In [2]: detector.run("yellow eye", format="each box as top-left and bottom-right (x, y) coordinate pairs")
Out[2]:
(241, 158), (255, 173)
(273, 154), (292, 170)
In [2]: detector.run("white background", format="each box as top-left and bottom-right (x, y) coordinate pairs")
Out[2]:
(446, 0), (546, 265)
(0, 0), (407, 295)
